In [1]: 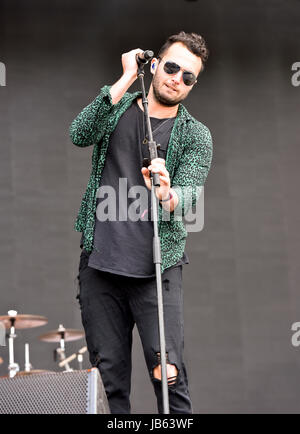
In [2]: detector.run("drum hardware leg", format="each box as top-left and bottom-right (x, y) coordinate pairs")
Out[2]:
(24, 343), (32, 372)
(58, 346), (87, 371)
(56, 347), (73, 372)
(77, 353), (83, 370)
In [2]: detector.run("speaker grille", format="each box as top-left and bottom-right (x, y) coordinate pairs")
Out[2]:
(0, 369), (110, 414)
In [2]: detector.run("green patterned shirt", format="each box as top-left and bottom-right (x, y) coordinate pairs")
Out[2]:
(69, 85), (213, 273)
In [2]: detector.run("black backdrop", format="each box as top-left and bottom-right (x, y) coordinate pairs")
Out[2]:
(0, 0), (300, 413)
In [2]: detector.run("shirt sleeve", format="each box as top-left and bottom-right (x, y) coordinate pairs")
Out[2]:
(171, 122), (213, 217)
(69, 85), (114, 147)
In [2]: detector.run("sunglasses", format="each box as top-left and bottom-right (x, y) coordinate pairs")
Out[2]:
(158, 58), (197, 86)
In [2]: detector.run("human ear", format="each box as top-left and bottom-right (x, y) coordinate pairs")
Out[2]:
(150, 58), (158, 74)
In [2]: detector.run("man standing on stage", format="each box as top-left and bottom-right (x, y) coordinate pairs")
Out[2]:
(69, 31), (213, 414)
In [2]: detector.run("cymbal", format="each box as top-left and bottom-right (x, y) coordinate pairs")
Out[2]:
(0, 314), (48, 329)
(38, 328), (85, 343)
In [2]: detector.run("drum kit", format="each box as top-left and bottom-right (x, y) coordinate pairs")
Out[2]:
(0, 310), (87, 378)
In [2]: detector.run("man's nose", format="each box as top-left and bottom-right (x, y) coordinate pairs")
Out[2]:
(171, 70), (182, 84)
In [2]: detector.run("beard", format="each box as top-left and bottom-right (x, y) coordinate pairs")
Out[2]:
(151, 73), (186, 107)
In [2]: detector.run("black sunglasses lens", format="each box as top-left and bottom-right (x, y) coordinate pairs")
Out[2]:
(164, 61), (180, 75)
(183, 72), (196, 86)
(163, 61), (196, 86)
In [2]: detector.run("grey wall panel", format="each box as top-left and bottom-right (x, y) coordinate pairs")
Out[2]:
(1, 0), (300, 413)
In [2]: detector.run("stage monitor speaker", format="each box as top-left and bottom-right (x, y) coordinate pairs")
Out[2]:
(0, 368), (110, 414)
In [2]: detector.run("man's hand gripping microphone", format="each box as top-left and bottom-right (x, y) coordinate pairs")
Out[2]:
(135, 50), (154, 65)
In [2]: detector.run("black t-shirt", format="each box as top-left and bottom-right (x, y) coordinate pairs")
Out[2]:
(82, 100), (189, 277)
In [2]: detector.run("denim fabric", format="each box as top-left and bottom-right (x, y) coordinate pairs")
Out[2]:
(77, 248), (193, 414)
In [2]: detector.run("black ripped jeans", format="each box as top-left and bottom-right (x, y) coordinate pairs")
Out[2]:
(77, 249), (193, 414)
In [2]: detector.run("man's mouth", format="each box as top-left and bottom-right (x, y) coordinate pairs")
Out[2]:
(165, 83), (178, 93)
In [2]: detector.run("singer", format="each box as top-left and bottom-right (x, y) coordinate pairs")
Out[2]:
(69, 31), (213, 414)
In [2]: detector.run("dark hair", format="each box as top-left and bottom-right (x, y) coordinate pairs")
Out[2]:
(157, 31), (209, 71)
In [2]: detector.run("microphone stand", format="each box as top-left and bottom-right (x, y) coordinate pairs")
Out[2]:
(136, 53), (170, 414)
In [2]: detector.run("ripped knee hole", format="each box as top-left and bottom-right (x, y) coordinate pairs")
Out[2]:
(153, 352), (178, 386)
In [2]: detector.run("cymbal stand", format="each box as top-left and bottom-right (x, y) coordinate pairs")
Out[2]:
(54, 324), (72, 372)
(7, 310), (19, 378)
(24, 343), (32, 372)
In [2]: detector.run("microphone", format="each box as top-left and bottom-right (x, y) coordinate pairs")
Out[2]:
(136, 50), (154, 65)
